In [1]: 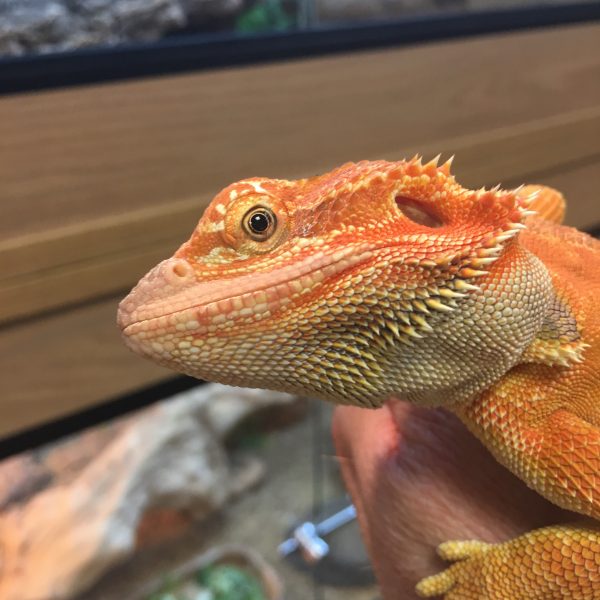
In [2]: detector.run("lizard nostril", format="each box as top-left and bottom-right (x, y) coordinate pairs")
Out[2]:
(173, 262), (188, 277)
(165, 259), (192, 284)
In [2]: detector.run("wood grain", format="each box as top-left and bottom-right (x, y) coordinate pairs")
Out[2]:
(1, 154), (598, 437)
(0, 299), (171, 437)
(507, 158), (600, 230)
(1, 22), (599, 436)
(1, 23), (599, 239)
(2, 106), (599, 323)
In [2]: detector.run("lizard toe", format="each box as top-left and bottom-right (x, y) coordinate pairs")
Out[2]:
(437, 539), (491, 561)
(416, 568), (458, 597)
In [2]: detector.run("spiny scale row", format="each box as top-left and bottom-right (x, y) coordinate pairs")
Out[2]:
(402, 153), (455, 177)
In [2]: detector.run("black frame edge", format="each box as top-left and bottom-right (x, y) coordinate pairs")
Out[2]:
(0, 376), (200, 460)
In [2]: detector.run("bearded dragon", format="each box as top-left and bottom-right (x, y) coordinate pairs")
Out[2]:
(118, 156), (600, 599)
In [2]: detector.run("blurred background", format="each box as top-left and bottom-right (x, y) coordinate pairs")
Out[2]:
(0, 1), (599, 599)
(0, 0), (598, 56)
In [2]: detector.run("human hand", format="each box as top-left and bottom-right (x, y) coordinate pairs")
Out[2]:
(332, 402), (570, 599)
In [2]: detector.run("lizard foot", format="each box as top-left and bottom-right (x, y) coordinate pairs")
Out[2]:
(416, 524), (600, 599)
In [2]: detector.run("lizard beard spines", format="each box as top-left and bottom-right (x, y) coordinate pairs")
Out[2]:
(521, 292), (589, 368)
(368, 249), (492, 343)
(423, 186), (536, 302)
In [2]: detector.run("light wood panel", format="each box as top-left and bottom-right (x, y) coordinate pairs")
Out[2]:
(1, 22), (599, 436)
(1, 23), (599, 239)
(520, 159), (600, 230)
(0, 299), (171, 437)
(1, 106), (599, 323)
(1, 155), (598, 438)
(3, 106), (599, 280)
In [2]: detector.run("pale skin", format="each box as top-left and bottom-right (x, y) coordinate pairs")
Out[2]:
(119, 157), (600, 598)
(332, 401), (572, 598)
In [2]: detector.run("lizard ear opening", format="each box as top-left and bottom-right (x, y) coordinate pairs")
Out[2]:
(395, 196), (443, 228)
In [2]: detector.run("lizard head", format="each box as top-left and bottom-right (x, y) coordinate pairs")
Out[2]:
(119, 157), (550, 407)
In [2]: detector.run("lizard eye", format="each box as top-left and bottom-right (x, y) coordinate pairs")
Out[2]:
(243, 206), (277, 241)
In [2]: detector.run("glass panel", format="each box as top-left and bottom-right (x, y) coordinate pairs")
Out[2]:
(0, 0), (598, 58)
(312, 0), (598, 24)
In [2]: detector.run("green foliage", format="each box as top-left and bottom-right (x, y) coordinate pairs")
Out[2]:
(227, 426), (267, 451)
(236, 0), (296, 33)
(198, 564), (266, 600)
(147, 563), (266, 600)
(147, 575), (184, 600)
(148, 581), (186, 600)
(148, 593), (186, 600)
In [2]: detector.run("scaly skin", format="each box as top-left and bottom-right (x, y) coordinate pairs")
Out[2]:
(118, 157), (600, 598)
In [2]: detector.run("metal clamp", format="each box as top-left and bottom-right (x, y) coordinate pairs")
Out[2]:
(278, 504), (357, 564)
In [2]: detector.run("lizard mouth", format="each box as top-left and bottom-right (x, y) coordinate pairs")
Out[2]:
(120, 245), (374, 340)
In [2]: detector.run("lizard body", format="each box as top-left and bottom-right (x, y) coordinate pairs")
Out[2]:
(118, 157), (600, 598)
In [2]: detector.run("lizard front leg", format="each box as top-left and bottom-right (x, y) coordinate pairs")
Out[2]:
(459, 366), (600, 520)
(416, 363), (600, 598)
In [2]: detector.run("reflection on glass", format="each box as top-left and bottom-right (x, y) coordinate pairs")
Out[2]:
(0, 0), (596, 58)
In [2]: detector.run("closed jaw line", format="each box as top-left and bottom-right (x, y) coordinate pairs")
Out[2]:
(124, 245), (374, 340)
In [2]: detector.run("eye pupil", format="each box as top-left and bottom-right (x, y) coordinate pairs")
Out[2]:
(250, 212), (270, 233)
(243, 206), (277, 240)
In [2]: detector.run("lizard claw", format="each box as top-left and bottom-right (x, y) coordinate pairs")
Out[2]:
(437, 540), (491, 561)
(416, 539), (491, 598)
(416, 568), (457, 597)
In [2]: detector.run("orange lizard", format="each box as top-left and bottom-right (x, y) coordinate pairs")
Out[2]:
(118, 156), (600, 598)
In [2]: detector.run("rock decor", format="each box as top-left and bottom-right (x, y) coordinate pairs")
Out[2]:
(0, 0), (244, 56)
(0, 384), (299, 600)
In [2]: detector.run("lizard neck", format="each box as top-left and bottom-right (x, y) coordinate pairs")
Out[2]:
(389, 245), (555, 409)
